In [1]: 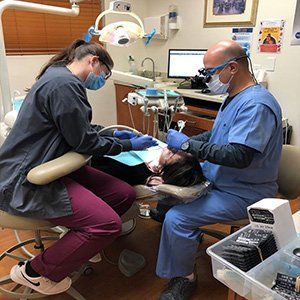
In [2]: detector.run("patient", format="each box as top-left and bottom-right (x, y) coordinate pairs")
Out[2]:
(92, 147), (206, 222)
(91, 147), (205, 187)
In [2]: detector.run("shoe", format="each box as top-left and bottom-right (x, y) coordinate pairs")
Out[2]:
(149, 208), (165, 223)
(150, 202), (173, 223)
(10, 261), (72, 295)
(159, 276), (197, 300)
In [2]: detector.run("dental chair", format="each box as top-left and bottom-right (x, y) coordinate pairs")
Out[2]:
(132, 144), (300, 241)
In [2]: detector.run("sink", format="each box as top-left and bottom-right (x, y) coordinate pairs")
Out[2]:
(111, 70), (154, 88)
(136, 70), (154, 79)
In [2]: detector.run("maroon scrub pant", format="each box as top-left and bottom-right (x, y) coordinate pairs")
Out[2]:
(31, 165), (136, 282)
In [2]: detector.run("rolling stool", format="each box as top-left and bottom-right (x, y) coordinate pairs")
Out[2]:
(0, 210), (87, 300)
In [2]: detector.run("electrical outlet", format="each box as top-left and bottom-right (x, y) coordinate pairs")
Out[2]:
(110, 1), (131, 12)
(265, 57), (276, 72)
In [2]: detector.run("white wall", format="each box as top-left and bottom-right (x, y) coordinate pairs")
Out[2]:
(141, 0), (300, 145)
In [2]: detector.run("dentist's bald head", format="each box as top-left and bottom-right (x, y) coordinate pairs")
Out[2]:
(204, 40), (248, 69)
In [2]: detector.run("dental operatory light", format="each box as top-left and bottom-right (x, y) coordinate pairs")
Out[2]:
(85, 1), (155, 47)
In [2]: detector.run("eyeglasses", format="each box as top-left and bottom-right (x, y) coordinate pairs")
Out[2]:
(201, 55), (248, 76)
(100, 60), (112, 80)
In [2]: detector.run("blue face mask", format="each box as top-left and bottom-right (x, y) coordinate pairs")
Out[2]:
(84, 72), (106, 90)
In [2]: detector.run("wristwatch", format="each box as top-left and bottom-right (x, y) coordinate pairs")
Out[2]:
(181, 141), (190, 151)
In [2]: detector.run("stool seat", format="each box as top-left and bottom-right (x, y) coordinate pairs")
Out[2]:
(0, 210), (53, 230)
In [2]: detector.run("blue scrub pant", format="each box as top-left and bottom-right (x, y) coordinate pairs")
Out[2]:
(156, 189), (255, 279)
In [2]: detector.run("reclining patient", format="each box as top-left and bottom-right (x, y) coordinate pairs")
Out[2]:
(91, 144), (205, 187)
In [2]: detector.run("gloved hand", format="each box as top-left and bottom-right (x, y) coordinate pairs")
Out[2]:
(166, 129), (189, 150)
(130, 135), (158, 150)
(114, 130), (137, 140)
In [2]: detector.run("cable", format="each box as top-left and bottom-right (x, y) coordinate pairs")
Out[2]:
(247, 56), (258, 85)
(127, 102), (136, 129)
(147, 115), (150, 135)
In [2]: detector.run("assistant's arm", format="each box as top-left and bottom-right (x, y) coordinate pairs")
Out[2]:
(47, 82), (131, 156)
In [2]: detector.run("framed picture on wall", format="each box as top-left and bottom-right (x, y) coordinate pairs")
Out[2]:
(204, 0), (259, 27)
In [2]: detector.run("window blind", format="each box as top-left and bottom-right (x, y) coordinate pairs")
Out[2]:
(2, 0), (102, 55)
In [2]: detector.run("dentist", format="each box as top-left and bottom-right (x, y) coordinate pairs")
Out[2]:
(157, 40), (283, 300)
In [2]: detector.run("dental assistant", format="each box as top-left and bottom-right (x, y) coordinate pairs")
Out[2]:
(158, 40), (283, 300)
(0, 39), (156, 295)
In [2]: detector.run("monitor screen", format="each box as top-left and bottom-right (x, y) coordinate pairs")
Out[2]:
(168, 49), (207, 79)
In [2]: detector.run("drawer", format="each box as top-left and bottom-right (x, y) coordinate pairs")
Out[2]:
(173, 112), (214, 131)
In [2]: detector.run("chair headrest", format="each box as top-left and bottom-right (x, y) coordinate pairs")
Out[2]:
(278, 145), (300, 199)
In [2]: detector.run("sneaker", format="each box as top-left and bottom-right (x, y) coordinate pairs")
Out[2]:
(10, 261), (72, 295)
(159, 276), (197, 300)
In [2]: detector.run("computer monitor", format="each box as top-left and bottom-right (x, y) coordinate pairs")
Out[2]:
(167, 49), (207, 79)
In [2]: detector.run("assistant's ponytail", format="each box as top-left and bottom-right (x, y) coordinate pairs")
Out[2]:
(36, 39), (88, 80)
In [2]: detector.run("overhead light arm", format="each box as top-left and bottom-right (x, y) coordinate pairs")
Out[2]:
(0, 0), (80, 120)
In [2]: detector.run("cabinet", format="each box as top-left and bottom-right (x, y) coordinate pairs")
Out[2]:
(115, 83), (221, 137)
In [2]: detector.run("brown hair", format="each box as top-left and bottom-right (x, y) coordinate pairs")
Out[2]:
(159, 154), (205, 187)
(36, 39), (114, 80)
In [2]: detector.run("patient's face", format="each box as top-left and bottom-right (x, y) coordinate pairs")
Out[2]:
(158, 148), (190, 166)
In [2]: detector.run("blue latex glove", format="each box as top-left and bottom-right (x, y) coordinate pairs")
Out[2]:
(130, 135), (158, 150)
(114, 130), (137, 140)
(166, 129), (189, 150)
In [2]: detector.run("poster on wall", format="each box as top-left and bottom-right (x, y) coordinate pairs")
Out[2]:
(291, 0), (300, 45)
(258, 20), (285, 53)
(232, 28), (253, 56)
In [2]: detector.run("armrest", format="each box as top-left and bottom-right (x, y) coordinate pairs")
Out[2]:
(154, 181), (212, 203)
(27, 152), (91, 185)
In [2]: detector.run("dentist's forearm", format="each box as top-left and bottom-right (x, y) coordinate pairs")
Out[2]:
(188, 140), (257, 168)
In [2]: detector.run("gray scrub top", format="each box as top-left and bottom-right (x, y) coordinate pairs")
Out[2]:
(0, 66), (130, 219)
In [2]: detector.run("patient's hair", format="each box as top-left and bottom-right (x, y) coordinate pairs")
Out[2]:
(36, 39), (114, 80)
(159, 154), (205, 187)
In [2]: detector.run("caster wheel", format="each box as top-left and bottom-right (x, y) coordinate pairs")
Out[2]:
(83, 265), (94, 276)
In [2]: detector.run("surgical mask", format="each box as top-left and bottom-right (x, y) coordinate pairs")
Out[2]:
(206, 71), (233, 94)
(84, 72), (106, 90)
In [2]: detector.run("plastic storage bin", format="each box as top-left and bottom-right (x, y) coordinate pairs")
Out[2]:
(207, 225), (300, 300)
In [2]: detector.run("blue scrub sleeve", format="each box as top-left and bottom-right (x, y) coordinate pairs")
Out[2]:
(228, 104), (277, 153)
(47, 82), (131, 156)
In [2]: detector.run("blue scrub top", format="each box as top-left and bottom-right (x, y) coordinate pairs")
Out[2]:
(202, 85), (282, 203)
